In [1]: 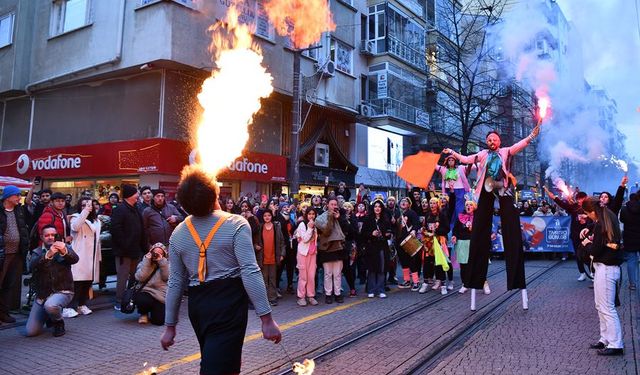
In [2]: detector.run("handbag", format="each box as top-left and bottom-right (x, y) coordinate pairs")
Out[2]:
(121, 265), (158, 314)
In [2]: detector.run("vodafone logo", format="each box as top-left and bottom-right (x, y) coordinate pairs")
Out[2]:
(15, 153), (82, 175)
(16, 154), (29, 175)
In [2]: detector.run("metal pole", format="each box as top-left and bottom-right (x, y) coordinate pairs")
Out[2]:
(289, 50), (302, 195)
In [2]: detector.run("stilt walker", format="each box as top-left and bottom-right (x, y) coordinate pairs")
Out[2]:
(444, 124), (540, 311)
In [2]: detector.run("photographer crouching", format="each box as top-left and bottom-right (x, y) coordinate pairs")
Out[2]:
(26, 225), (79, 337)
(134, 243), (169, 325)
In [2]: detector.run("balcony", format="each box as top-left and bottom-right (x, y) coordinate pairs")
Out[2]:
(367, 98), (429, 128)
(387, 35), (427, 72)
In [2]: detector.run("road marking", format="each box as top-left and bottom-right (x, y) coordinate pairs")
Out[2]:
(141, 298), (371, 374)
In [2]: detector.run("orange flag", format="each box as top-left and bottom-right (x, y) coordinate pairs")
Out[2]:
(397, 151), (440, 188)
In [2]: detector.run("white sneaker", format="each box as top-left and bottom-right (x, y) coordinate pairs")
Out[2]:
(459, 286), (468, 294)
(483, 282), (491, 295)
(447, 281), (454, 290)
(367, 293), (375, 298)
(418, 283), (430, 294)
(77, 305), (93, 315)
(432, 280), (442, 290)
(441, 286), (448, 295)
(62, 308), (79, 318)
(379, 293), (387, 299)
(577, 273), (587, 282)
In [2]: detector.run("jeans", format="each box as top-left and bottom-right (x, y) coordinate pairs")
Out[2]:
(624, 251), (639, 287)
(593, 262), (623, 349)
(261, 264), (277, 302)
(115, 256), (138, 305)
(323, 260), (343, 296)
(26, 292), (73, 337)
(367, 250), (385, 295)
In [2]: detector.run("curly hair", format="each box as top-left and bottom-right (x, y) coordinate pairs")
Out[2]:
(176, 165), (219, 217)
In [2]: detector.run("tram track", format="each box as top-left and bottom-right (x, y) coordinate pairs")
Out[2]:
(269, 261), (561, 375)
(268, 265), (509, 375)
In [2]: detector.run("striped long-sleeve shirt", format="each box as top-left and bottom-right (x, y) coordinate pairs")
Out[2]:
(165, 211), (271, 326)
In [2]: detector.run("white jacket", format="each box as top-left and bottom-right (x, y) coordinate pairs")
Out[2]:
(295, 221), (317, 256)
(70, 211), (102, 282)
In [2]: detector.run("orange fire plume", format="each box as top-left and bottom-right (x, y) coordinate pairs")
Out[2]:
(535, 89), (551, 127)
(292, 359), (315, 375)
(193, 6), (274, 176)
(555, 179), (571, 197)
(264, 0), (336, 49)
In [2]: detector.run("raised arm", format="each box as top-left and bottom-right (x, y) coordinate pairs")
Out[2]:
(508, 124), (540, 156)
(442, 148), (478, 165)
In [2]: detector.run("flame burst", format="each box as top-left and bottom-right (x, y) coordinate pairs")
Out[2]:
(538, 96), (550, 120)
(194, 7), (274, 175)
(554, 179), (571, 197)
(264, 0), (336, 49)
(292, 359), (315, 375)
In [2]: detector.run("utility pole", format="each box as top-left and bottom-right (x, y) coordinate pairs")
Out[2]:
(289, 50), (302, 196)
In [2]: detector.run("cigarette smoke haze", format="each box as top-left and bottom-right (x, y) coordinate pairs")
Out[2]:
(491, 0), (639, 194)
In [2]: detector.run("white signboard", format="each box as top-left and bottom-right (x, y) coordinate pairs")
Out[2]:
(377, 72), (388, 98)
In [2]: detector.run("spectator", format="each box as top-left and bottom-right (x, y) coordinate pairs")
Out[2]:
(64, 194), (74, 216)
(533, 202), (553, 216)
(0, 186), (30, 324)
(316, 198), (349, 304)
(274, 203), (295, 295)
(223, 198), (241, 215)
(27, 188), (52, 227)
(92, 199), (101, 214)
(134, 243), (169, 325)
(362, 200), (392, 299)
(254, 210), (285, 306)
(25, 225), (79, 337)
(99, 193), (120, 216)
(519, 201), (533, 216)
(138, 186), (153, 215)
(620, 193), (640, 290)
(37, 192), (72, 244)
(143, 189), (184, 247)
(111, 184), (147, 311)
(66, 197), (101, 318)
(294, 208), (319, 306)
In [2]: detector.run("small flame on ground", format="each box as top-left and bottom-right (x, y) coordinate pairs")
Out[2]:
(264, 0), (336, 49)
(193, 6), (274, 176)
(292, 359), (315, 375)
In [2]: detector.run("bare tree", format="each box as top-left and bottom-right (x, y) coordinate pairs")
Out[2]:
(429, 0), (525, 153)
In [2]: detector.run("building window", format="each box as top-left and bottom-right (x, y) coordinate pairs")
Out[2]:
(50, 0), (91, 37)
(329, 38), (353, 75)
(0, 13), (15, 48)
(368, 5), (386, 53)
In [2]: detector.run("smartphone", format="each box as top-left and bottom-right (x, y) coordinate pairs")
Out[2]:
(54, 233), (62, 242)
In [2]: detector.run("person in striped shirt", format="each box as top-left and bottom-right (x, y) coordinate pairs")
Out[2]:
(160, 165), (281, 375)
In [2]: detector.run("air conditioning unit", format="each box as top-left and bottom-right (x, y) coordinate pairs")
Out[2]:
(359, 104), (375, 117)
(315, 60), (335, 77)
(360, 40), (375, 55)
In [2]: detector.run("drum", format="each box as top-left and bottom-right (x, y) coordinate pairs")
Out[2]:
(400, 234), (423, 257)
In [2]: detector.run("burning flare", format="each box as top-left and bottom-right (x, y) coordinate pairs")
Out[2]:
(264, 0), (336, 49)
(554, 178), (571, 197)
(292, 359), (315, 375)
(194, 7), (274, 175)
(538, 96), (550, 120)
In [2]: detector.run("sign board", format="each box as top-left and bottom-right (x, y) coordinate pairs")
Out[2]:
(377, 72), (388, 98)
(490, 216), (574, 253)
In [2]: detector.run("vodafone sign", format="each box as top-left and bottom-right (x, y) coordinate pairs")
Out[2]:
(0, 138), (191, 179)
(217, 152), (287, 183)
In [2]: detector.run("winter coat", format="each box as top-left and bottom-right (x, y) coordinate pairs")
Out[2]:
(142, 203), (184, 246)
(29, 244), (79, 299)
(362, 215), (391, 273)
(70, 211), (102, 282)
(37, 206), (69, 240)
(316, 211), (350, 263)
(620, 200), (640, 251)
(0, 204), (30, 268)
(135, 255), (169, 304)
(111, 201), (147, 259)
(295, 221), (317, 256)
(253, 221), (286, 267)
(581, 219), (623, 266)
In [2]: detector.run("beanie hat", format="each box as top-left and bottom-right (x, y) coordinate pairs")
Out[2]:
(151, 189), (165, 197)
(2, 185), (21, 200)
(122, 184), (138, 199)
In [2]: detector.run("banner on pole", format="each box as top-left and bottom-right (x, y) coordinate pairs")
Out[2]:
(490, 216), (574, 253)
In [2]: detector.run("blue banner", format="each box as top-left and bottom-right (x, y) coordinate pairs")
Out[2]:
(491, 216), (574, 253)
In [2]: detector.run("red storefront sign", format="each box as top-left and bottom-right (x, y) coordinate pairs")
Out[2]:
(217, 152), (287, 183)
(0, 138), (287, 183)
(0, 138), (191, 179)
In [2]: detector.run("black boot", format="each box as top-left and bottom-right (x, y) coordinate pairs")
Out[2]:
(53, 320), (66, 337)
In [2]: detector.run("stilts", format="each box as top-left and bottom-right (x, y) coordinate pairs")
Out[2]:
(521, 289), (528, 310)
(470, 288), (476, 311)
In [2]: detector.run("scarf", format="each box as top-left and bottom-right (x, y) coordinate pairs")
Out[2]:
(444, 167), (458, 181)
(486, 151), (502, 180)
(458, 212), (474, 226)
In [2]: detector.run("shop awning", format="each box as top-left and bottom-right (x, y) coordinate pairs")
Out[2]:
(0, 176), (32, 190)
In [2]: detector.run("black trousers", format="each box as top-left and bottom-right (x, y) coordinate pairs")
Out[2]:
(468, 188), (526, 290)
(70, 281), (93, 308)
(277, 242), (296, 289)
(573, 240), (587, 274)
(423, 255), (434, 280)
(188, 278), (248, 375)
(342, 257), (356, 291)
(134, 291), (165, 326)
(460, 263), (470, 287)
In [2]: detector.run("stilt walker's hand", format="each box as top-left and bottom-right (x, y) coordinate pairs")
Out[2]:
(261, 314), (282, 344)
(161, 326), (176, 350)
